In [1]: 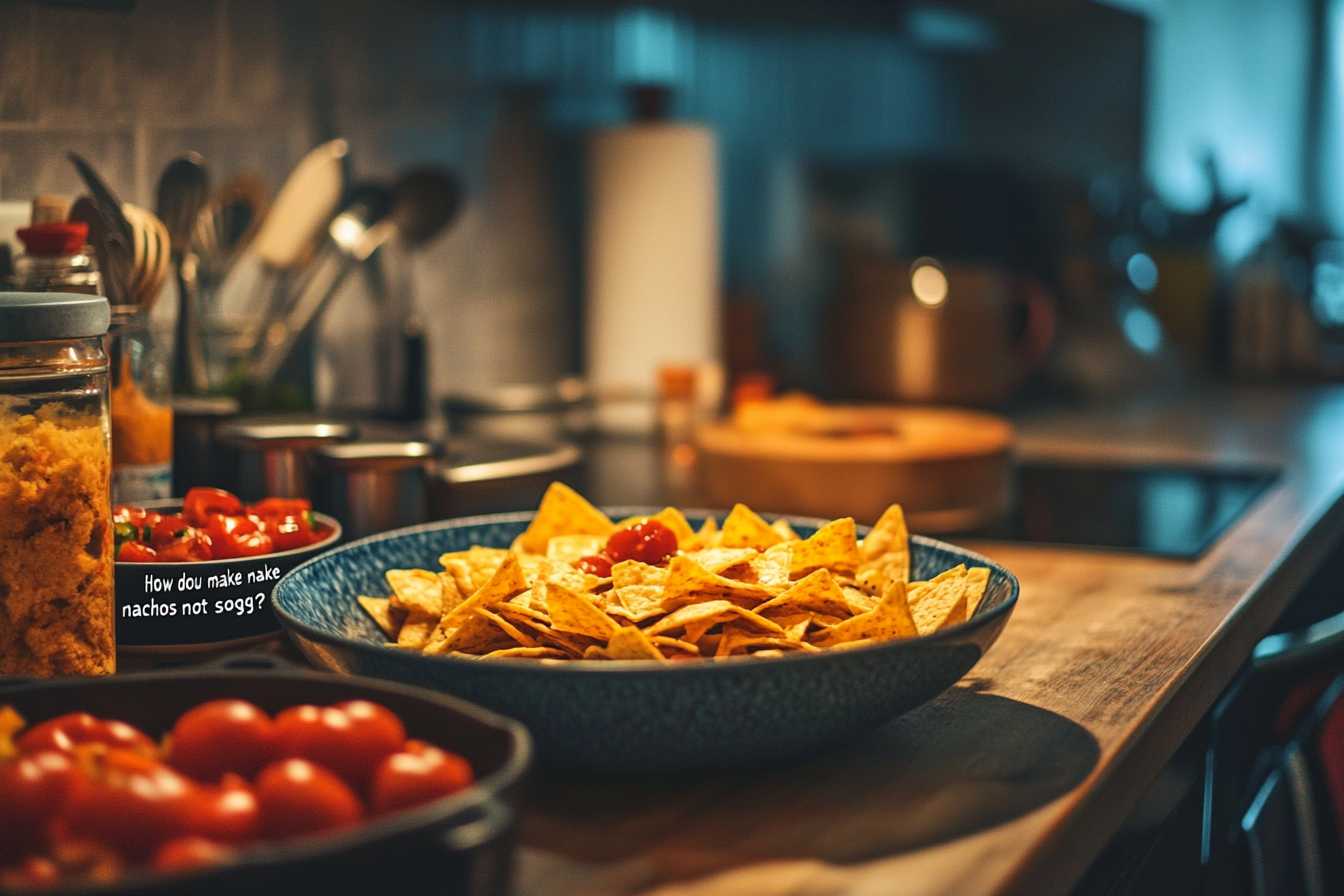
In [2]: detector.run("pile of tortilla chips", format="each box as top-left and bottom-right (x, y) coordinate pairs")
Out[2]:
(357, 482), (991, 663)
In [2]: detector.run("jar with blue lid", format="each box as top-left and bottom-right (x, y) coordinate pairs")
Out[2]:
(0, 291), (115, 676)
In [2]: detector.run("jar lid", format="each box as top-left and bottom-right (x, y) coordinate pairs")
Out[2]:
(0, 291), (110, 341)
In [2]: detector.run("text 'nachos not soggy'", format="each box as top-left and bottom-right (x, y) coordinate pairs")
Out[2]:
(357, 483), (991, 663)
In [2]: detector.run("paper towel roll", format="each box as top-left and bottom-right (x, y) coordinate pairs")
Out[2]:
(585, 123), (719, 425)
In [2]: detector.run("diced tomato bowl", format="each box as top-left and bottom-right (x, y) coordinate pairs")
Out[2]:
(113, 491), (342, 652)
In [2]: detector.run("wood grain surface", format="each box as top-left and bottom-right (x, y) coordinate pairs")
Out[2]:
(512, 386), (1344, 896)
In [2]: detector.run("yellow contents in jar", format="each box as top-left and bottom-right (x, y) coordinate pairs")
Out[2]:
(110, 353), (172, 466)
(0, 400), (115, 676)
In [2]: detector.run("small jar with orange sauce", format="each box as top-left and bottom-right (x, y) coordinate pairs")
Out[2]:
(108, 304), (173, 502)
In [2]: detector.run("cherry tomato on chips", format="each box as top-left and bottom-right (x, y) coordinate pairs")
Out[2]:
(572, 554), (613, 577)
(152, 836), (234, 873)
(605, 519), (679, 565)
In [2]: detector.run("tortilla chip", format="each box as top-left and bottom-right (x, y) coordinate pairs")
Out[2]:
(771, 518), (800, 541)
(545, 534), (606, 565)
(856, 504), (910, 593)
(965, 567), (990, 618)
(610, 560), (669, 622)
(474, 607), (538, 648)
(789, 517), (860, 577)
(647, 599), (784, 638)
(433, 614), (516, 654)
(518, 481), (614, 553)
(542, 581), (621, 640)
(357, 596), (402, 638)
(437, 552), (531, 632)
(438, 572), (465, 615)
(812, 580), (917, 646)
(650, 635), (700, 655)
(660, 555), (773, 611)
(755, 569), (853, 618)
(480, 646), (570, 659)
(697, 515), (718, 543)
(386, 569), (443, 615)
(585, 624), (668, 661)
(720, 504), (785, 550)
(842, 585), (878, 615)
(783, 618), (810, 642)
(910, 566), (969, 634)
(685, 547), (758, 575)
(396, 609), (440, 650)
(441, 547), (510, 597)
(751, 649), (786, 658)
(747, 543), (794, 593)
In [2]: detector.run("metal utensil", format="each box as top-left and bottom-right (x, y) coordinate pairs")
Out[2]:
(156, 154), (212, 394)
(246, 185), (394, 387)
(193, 173), (269, 282)
(67, 152), (133, 243)
(233, 140), (349, 356)
(67, 196), (133, 306)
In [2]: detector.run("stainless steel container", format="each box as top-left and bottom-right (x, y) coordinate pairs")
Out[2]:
(442, 378), (591, 442)
(312, 440), (440, 539)
(170, 395), (240, 495)
(429, 439), (583, 519)
(216, 418), (356, 499)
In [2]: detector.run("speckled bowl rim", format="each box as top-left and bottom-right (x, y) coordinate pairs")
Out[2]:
(273, 508), (1019, 676)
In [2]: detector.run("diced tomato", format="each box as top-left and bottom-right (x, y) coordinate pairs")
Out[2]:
(204, 514), (272, 559)
(149, 515), (192, 546)
(266, 513), (315, 552)
(248, 497), (311, 519)
(571, 553), (613, 577)
(155, 532), (214, 563)
(183, 488), (244, 527)
(116, 541), (158, 562)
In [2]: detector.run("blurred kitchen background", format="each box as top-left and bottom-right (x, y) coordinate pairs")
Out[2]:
(4, 0), (1344, 519)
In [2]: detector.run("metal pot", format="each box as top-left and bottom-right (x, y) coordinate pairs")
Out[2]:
(830, 254), (1056, 406)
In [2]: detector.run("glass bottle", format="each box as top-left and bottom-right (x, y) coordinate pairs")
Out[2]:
(0, 292), (115, 676)
(108, 304), (174, 502)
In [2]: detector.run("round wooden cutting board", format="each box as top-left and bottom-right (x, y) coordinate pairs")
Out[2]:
(695, 404), (1014, 532)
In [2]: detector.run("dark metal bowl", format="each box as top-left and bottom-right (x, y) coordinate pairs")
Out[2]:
(114, 504), (341, 652)
(274, 510), (1018, 773)
(0, 660), (530, 896)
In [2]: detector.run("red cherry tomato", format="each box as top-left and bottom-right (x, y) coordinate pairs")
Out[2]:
(57, 750), (197, 861)
(16, 713), (156, 756)
(116, 541), (158, 562)
(253, 759), (363, 840)
(605, 519), (679, 565)
(152, 836), (234, 873)
(571, 553), (613, 577)
(273, 704), (392, 791)
(369, 740), (474, 816)
(331, 700), (406, 791)
(169, 700), (275, 782)
(0, 750), (83, 861)
(183, 488), (244, 527)
(180, 782), (259, 844)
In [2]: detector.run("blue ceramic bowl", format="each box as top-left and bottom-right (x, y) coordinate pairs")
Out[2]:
(273, 510), (1019, 773)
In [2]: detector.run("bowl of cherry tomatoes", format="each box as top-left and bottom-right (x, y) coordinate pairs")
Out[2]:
(0, 656), (530, 895)
(113, 488), (341, 653)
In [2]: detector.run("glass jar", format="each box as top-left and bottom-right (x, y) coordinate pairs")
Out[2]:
(108, 304), (173, 502)
(0, 292), (115, 676)
(8, 222), (103, 295)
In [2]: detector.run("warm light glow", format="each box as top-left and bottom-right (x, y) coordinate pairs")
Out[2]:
(910, 261), (948, 307)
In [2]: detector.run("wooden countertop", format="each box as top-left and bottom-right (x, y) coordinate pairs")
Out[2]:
(514, 385), (1344, 896)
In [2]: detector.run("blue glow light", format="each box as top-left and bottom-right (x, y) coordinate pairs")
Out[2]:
(1122, 305), (1163, 354)
(1126, 252), (1158, 292)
